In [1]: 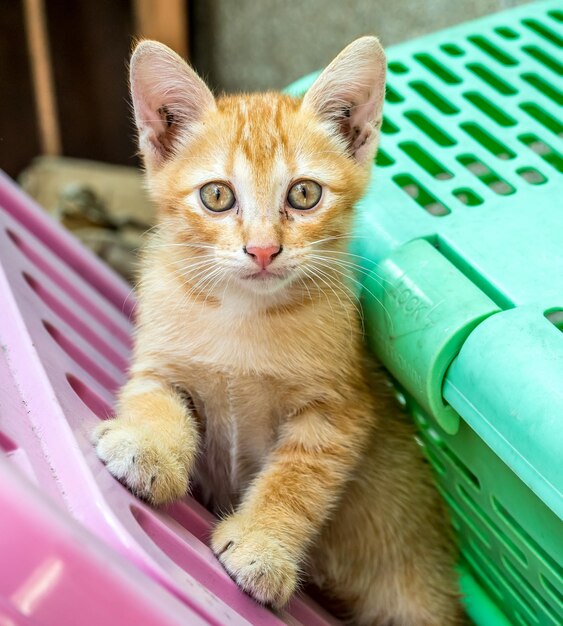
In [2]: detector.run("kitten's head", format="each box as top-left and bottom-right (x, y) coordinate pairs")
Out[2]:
(131, 37), (386, 306)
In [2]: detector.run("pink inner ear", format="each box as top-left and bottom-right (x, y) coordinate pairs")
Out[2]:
(130, 42), (216, 167)
(302, 37), (386, 163)
(348, 93), (381, 161)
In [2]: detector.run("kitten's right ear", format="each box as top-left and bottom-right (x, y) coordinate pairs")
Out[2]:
(130, 40), (216, 169)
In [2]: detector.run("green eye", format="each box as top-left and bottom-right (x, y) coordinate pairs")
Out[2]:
(287, 180), (322, 210)
(200, 182), (236, 212)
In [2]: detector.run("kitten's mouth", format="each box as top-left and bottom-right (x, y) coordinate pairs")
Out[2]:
(243, 269), (286, 281)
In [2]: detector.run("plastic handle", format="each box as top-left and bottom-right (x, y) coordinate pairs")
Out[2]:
(362, 238), (499, 434)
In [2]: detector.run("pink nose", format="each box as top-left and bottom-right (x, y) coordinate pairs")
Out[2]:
(244, 245), (282, 269)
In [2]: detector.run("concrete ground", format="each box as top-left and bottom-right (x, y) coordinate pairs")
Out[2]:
(191, 0), (531, 92)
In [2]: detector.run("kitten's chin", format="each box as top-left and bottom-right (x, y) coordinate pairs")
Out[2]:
(237, 271), (294, 295)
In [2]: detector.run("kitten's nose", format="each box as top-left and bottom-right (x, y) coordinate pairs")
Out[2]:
(243, 244), (282, 269)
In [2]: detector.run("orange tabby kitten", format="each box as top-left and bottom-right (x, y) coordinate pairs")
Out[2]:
(93, 38), (464, 624)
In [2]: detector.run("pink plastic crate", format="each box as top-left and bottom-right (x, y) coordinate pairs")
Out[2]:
(0, 171), (338, 626)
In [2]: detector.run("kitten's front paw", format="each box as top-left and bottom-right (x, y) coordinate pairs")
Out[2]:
(211, 513), (298, 608)
(93, 419), (192, 505)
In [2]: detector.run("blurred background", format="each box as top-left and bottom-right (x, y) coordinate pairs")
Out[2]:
(0, 0), (531, 281)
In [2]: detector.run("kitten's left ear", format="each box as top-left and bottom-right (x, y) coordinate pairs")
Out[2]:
(302, 36), (386, 164)
(130, 40), (216, 170)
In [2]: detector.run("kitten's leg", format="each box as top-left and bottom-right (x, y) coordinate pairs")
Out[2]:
(211, 403), (367, 608)
(310, 417), (465, 626)
(93, 374), (199, 505)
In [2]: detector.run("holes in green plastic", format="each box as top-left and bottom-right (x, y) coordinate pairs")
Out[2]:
(464, 91), (517, 126)
(404, 110), (456, 146)
(388, 61), (408, 74)
(414, 53), (462, 84)
(545, 308), (563, 331)
(541, 574), (563, 607)
(463, 547), (504, 603)
(517, 166), (547, 185)
(518, 133), (563, 173)
(521, 73), (563, 105)
(520, 102), (563, 137)
(440, 43), (464, 57)
(453, 188), (483, 206)
(385, 85), (404, 103)
(438, 446), (481, 490)
(522, 18), (563, 48)
(504, 556), (561, 624)
(457, 154), (515, 195)
(375, 149), (394, 167)
(409, 81), (459, 114)
(392, 173), (451, 216)
(466, 63), (517, 95)
(512, 610), (530, 626)
(399, 142), (453, 179)
(548, 10), (563, 23)
(495, 26), (519, 40)
(501, 558), (538, 622)
(381, 116), (400, 134)
(460, 122), (515, 160)
(468, 35), (518, 66)
(439, 489), (491, 549)
(522, 45), (563, 75)
(457, 485), (494, 539)
(492, 497), (561, 576)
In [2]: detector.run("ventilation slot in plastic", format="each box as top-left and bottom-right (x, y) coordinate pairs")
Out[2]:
(453, 188), (483, 206)
(165, 501), (214, 545)
(43, 321), (120, 392)
(381, 116), (400, 135)
(541, 574), (563, 608)
(414, 53), (461, 83)
(66, 374), (112, 419)
(460, 122), (515, 159)
(464, 544), (505, 604)
(503, 556), (560, 624)
(388, 61), (408, 74)
(468, 35), (518, 65)
(399, 142), (453, 179)
(376, 149), (394, 167)
(548, 10), (563, 24)
(545, 309), (563, 331)
(438, 487), (491, 550)
(404, 111), (456, 146)
(492, 497), (562, 577)
(518, 133), (563, 173)
(409, 81), (459, 113)
(520, 102), (563, 136)
(521, 73), (563, 105)
(385, 85), (404, 103)
(522, 45), (563, 75)
(457, 155), (515, 195)
(466, 63), (517, 95)
(23, 272), (128, 371)
(516, 167), (546, 185)
(440, 43), (464, 56)
(522, 18), (563, 47)
(7, 229), (131, 348)
(0, 431), (18, 453)
(393, 174), (450, 216)
(494, 26), (519, 40)
(464, 92), (517, 126)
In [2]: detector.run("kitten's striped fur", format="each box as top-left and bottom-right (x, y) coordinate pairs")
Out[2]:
(94, 38), (464, 625)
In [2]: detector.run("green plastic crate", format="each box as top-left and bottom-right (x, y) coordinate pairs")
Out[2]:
(286, 2), (563, 624)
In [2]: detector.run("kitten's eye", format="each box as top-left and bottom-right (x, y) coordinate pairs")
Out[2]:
(200, 182), (236, 212)
(287, 180), (322, 210)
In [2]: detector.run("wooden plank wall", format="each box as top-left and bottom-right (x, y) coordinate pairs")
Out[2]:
(0, 0), (189, 178)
